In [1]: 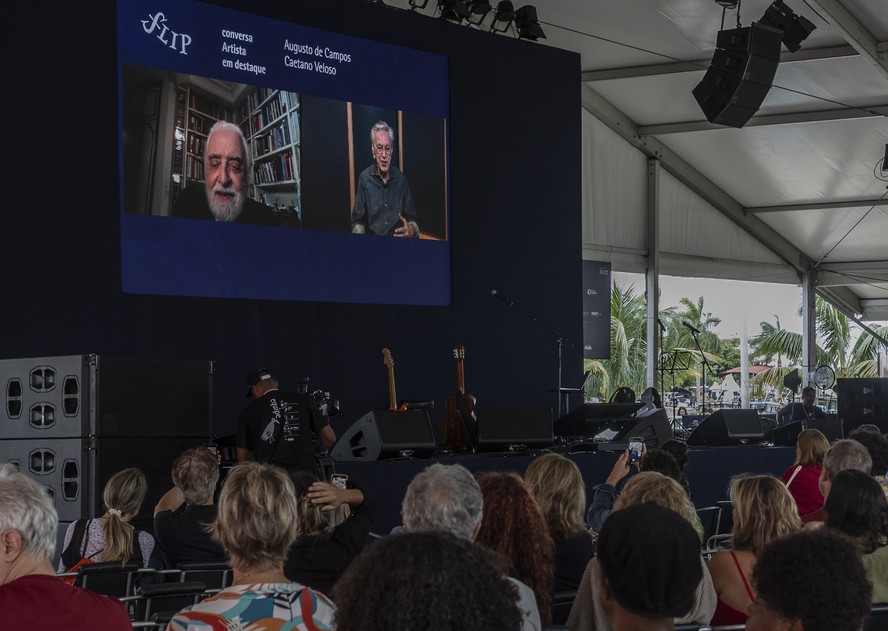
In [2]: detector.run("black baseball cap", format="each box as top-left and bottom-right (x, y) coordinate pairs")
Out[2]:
(245, 368), (273, 396)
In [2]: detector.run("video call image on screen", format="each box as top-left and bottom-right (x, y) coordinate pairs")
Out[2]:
(122, 65), (448, 238)
(117, 0), (451, 304)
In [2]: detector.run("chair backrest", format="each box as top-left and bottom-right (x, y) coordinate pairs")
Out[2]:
(551, 589), (577, 626)
(863, 602), (888, 631)
(76, 561), (140, 597)
(131, 580), (208, 622)
(177, 562), (233, 590)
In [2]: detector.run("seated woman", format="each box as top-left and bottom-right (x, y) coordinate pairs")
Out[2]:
(525, 453), (595, 594)
(824, 468), (888, 602)
(333, 531), (524, 631)
(168, 462), (335, 630)
(567, 472), (716, 631)
(58, 468), (155, 571)
(476, 471), (555, 627)
(708, 475), (801, 626)
(781, 429), (829, 517)
(283, 472), (377, 595)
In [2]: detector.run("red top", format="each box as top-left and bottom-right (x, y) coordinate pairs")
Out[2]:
(782, 463), (825, 517)
(710, 551), (755, 626)
(0, 574), (131, 630)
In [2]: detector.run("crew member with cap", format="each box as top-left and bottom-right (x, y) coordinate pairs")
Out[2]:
(596, 502), (703, 631)
(236, 369), (336, 478)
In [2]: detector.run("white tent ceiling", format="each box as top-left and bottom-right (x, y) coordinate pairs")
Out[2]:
(388, 0), (888, 320)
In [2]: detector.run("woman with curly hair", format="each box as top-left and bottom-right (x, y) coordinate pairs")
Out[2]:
(708, 474), (801, 626)
(567, 472), (716, 631)
(781, 429), (830, 517)
(476, 471), (554, 626)
(333, 531), (523, 631)
(525, 454), (594, 593)
(824, 468), (888, 602)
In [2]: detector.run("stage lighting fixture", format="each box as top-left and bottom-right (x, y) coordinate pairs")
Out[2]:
(438, 0), (471, 21)
(489, 0), (515, 33)
(515, 5), (545, 40)
(466, 0), (492, 24)
(715, 0), (738, 7)
(759, 1), (816, 52)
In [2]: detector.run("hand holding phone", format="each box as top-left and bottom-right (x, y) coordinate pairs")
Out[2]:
(628, 437), (645, 465)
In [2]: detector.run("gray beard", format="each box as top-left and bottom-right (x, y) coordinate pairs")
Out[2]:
(208, 188), (245, 222)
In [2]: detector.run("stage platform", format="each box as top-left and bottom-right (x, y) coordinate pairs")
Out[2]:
(331, 445), (796, 534)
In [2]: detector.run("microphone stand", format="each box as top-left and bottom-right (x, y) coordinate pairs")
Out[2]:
(492, 290), (574, 419)
(685, 325), (711, 414)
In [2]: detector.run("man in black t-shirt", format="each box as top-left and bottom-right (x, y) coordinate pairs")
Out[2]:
(777, 386), (826, 425)
(236, 369), (336, 477)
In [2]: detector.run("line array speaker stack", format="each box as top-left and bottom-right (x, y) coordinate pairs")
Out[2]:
(837, 378), (888, 434)
(1, 355), (213, 563)
(692, 23), (783, 128)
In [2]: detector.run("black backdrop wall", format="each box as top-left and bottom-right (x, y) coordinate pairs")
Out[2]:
(6, 0), (582, 440)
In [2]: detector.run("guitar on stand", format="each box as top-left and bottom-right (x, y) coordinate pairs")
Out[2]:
(382, 348), (407, 411)
(443, 345), (478, 451)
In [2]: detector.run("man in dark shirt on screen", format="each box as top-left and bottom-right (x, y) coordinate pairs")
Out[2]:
(777, 386), (826, 425)
(351, 120), (420, 238)
(236, 368), (336, 478)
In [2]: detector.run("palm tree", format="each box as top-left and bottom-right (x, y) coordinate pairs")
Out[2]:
(751, 296), (886, 389)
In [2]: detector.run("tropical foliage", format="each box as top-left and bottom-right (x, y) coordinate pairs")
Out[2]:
(585, 282), (888, 402)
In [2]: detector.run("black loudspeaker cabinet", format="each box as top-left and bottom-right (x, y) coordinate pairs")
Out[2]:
(1, 355), (213, 523)
(331, 410), (436, 461)
(609, 409), (674, 447)
(686, 409), (767, 447)
(477, 409), (553, 452)
(837, 378), (888, 432)
(692, 23), (783, 128)
(771, 417), (844, 447)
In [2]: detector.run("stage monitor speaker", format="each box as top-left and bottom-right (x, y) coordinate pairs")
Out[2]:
(608, 409), (674, 448)
(330, 410), (436, 461)
(771, 418), (844, 447)
(477, 409), (553, 452)
(686, 409), (766, 447)
(692, 23), (783, 128)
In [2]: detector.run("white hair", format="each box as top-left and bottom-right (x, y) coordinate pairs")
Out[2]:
(402, 463), (483, 540)
(0, 464), (58, 560)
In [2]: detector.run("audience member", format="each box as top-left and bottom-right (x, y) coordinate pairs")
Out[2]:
(284, 472), (376, 594)
(595, 503), (703, 631)
(780, 429), (829, 517)
(153, 446), (226, 568)
(708, 475), (800, 626)
(168, 462), (335, 630)
(58, 467), (155, 571)
(586, 450), (638, 531)
(524, 454), (595, 593)
(401, 463), (542, 631)
(803, 438), (872, 526)
(567, 472), (716, 631)
(848, 427), (888, 495)
(333, 531), (523, 631)
(661, 439), (691, 496)
(0, 464), (131, 630)
(824, 468), (888, 602)
(476, 472), (555, 626)
(747, 529), (871, 631)
(639, 448), (682, 482)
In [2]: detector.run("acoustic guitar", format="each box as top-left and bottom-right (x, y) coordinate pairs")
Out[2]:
(382, 348), (406, 411)
(443, 344), (477, 449)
